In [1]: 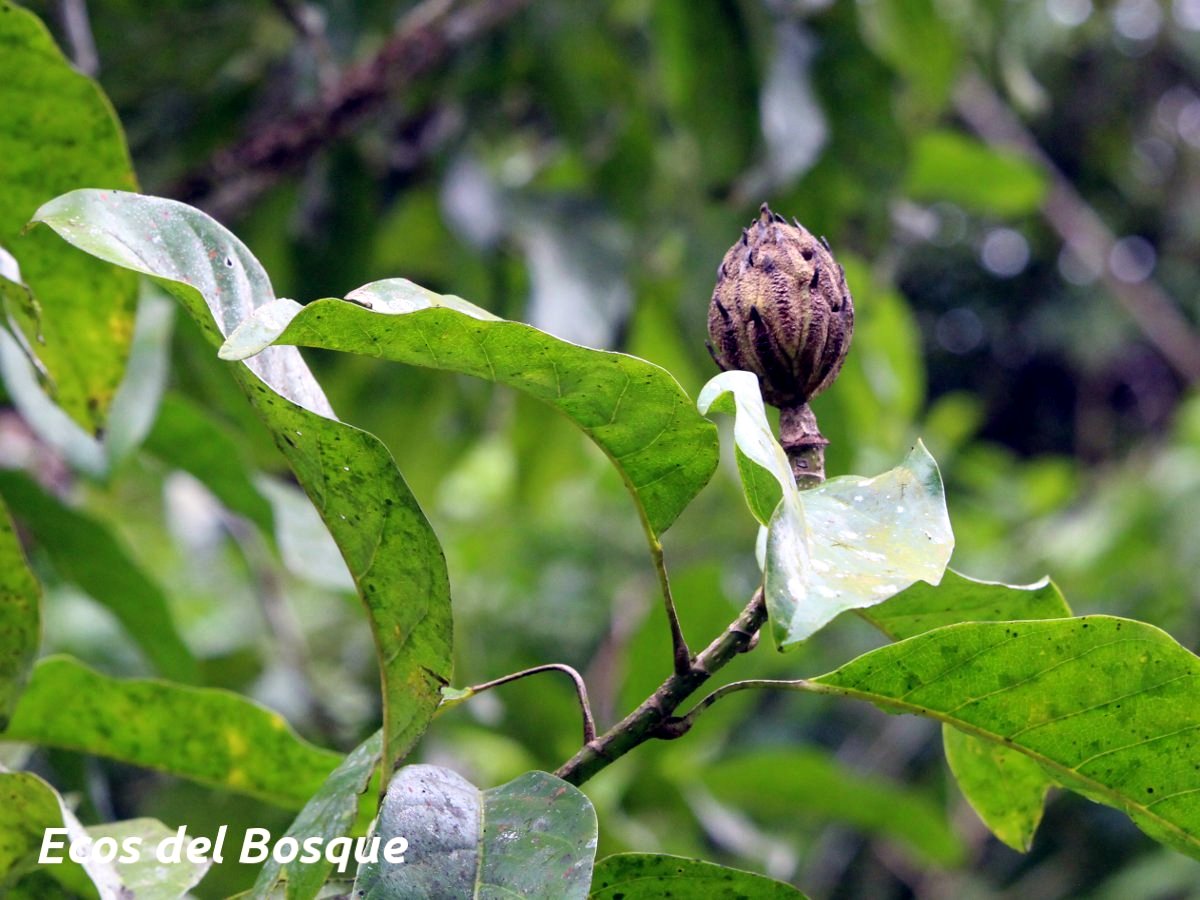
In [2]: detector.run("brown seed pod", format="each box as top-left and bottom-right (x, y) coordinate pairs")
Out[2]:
(706, 203), (854, 409)
(706, 203), (854, 485)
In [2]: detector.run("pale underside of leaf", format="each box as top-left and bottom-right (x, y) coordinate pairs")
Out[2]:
(698, 371), (953, 647)
(354, 765), (597, 899)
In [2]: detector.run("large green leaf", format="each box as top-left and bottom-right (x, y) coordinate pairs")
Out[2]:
(808, 617), (1200, 859)
(699, 749), (964, 867)
(589, 854), (805, 898)
(354, 766), (597, 899)
(32, 188), (452, 776)
(0, 771), (208, 897)
(218, 277), (718, 540)
(0, 469), (198, 684)
(250, 731), (382, 900)
(2, 656), (341, 809)
(0, 0), (138, 433)
(0, 498), (39, 728)
(698, 371), (953, 647)
(863, 570), (1072, 851)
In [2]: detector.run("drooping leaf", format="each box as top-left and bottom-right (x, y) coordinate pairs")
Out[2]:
(0, 770), (208, 897)
(219, 277), (719, 540)
(0, 498), (39, 728)
(0, 0), (138, 433)
(3, 656), (341, 809)
(0, 469), (198, 684)
(144, 393), (274, 534)
(589, 853), (805, 898)
(250, 731), (382, 900)
(32, 188), (452, 776)
(354, 765), (597, 899)
(905, 131), (1047, 219)
(808, 617), (1200, 859)
(698, 371), (953, 647)
(696, 371), (789, 527)
(699, 749), (965, 867)
(862, 570), (1071, 851)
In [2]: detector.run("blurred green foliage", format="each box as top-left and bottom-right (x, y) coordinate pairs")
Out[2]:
(3, 0), (1200, 896)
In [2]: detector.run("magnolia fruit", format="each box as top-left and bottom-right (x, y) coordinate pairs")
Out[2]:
(707, 203), (854, 484)
(707, 203), (854, 408)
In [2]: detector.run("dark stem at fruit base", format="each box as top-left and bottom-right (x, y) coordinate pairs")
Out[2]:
(779, 402), (827, 488)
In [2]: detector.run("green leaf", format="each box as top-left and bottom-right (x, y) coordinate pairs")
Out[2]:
(700, 749), (965, 867)
(0, 0), (138, 433)
(862, 569), (1070, 641)
(219, 277), (718, 540)
(3, 656), (341, 809)
(942, 725), (1049, 853)
(354, 766), (597, 899)
(589, 853), (805, 898)
(0, 469), (198, 684)
(863, 570), (1071, 851)
(0, 771), (69, 889)
(905, 131), (1048, 218)
(0, 498), (39, 729)
(250, 731), (382, 900)
(698, 371), (953, 647)
(0, 771), (208, 897)
(809, 616), (1200, 859)
(32, 188), (452, 776)
(144, 393), (275, 534)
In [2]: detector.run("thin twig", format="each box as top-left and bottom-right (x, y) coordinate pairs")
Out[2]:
(954, 71), (1200, 384)
(172, 0), (532, 219)
(650, 538), (692, 676)
(554, 589), (768, 786)
(665, 679), (811, 738)
(446, 663), (596, 744)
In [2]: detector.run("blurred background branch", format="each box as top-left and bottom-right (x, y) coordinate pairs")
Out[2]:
(171, 0), (531, 221)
